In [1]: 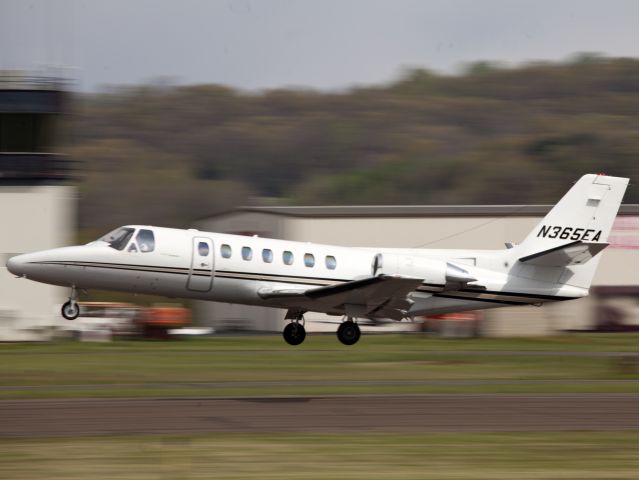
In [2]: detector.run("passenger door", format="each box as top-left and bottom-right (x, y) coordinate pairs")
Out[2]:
(187, 237), (214, 292)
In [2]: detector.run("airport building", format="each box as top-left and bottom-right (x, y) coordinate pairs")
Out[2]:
(0, 72), (75, 341)
(196, 204), (639, 336)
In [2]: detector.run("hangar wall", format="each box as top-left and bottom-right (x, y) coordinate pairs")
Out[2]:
(0, 186), (75, 340)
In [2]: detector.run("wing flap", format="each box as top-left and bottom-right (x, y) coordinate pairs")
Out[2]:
(519, 240), (608, 267)
(258, 274), (424, 317)
(257, 288), (308, 299)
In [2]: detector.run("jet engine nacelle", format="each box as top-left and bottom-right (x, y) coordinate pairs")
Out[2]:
(373, 253), (476, 286)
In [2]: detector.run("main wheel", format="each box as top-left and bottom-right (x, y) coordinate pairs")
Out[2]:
(61, 301), (80, 320)
(337, 321), (361, 345)
(283, 322), (306, 346)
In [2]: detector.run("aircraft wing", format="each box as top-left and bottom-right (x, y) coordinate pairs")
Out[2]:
(258, 274), (424, 320)
(519, 240), (609, 267)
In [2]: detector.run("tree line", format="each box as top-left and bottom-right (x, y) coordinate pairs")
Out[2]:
(64, 54), (639, 234)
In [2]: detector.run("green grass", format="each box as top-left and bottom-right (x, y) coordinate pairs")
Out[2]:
(2, 432), (639, 479)
(2, 334), (639, 398)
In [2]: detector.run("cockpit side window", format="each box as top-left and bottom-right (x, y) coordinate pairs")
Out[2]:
(135, 229), (155, 253)
(100, 227), (135, 251)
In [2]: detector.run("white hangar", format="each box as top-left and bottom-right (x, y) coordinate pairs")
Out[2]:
(196, 204), (639, 337)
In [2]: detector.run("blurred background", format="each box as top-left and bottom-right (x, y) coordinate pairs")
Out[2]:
(2, 3), (639, 478)
(1, 0), (639, 340)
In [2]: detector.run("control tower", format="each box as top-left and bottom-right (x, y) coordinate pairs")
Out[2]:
(0, 72), (75, 340)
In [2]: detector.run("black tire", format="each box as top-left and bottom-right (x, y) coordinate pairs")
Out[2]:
(283, 322), (306, 346)
(337, 321), (361, 346)
(61, 301), (80, 320)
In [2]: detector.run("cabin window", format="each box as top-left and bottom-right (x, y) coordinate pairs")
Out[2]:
(325, 255), (337, 270)
(221, 244), (232, 258)
(304, 253), (315, 267)
(242, 246), (253, 261)
(100, 227), (135, 251)
(198, 242), (210, 256)
(135, 229), (155, 253)
(283, 250), (294, 265)
(262, 248), (273, 263)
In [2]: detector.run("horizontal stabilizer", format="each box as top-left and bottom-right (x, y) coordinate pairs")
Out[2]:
(518, 240), (608, 267)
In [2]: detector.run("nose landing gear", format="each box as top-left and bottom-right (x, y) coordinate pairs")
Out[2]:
(61, 286), (80, 320)
(337, 317), (361, 345)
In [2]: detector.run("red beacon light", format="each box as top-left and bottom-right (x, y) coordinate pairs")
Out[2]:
(597, 172), (607, 176)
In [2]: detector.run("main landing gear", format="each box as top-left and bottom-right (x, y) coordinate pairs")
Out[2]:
(61, 286), (80, 320)
(281, 311), (361, 346)
(337, 317), (361, 346)
(282, 314), (306, 346)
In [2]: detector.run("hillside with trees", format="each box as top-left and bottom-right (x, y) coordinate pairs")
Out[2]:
(65, 55), (639, 233)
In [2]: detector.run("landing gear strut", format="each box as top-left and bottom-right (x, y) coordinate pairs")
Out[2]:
(61, 286), (80, 320)
(283, 312), (306, 346)
(337, 317), (361, 346)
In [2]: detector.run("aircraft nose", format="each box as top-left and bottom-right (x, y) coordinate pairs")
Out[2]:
(6, 254), (26, 276)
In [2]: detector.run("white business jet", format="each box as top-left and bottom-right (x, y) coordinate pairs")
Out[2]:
(6, 174), (628, 345)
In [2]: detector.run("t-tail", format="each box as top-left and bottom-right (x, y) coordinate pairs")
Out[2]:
(512, 173), (629, 290)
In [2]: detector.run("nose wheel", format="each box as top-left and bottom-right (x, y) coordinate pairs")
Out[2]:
(61, 286), (80, 320)
(337, 318), (361, 345)
(61, 301), (80, 320)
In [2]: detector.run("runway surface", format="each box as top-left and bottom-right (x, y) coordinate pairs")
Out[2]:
(2, 394), (639, 437)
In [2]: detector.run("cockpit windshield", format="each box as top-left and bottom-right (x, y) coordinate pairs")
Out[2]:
(98, 227), (135, 251)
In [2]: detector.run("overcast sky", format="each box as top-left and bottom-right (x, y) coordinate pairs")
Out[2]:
(3, 0), (639, 91)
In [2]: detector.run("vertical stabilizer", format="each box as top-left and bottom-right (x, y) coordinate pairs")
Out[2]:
(515, 174), (628, 289)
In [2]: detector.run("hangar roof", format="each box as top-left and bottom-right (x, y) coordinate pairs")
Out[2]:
(205, 204), (639, 219)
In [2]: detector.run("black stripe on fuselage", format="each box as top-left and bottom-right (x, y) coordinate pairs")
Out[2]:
(32, 261), (193, 276)
(31, 261), (348, 283)
(432, 293), (524, 306)
(220, 269), (348, 283)
(416, 286), (577, 304)
(215, 271), (331, 287)
(29, 261), (575, 304)
(460, 287), (577, 301)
